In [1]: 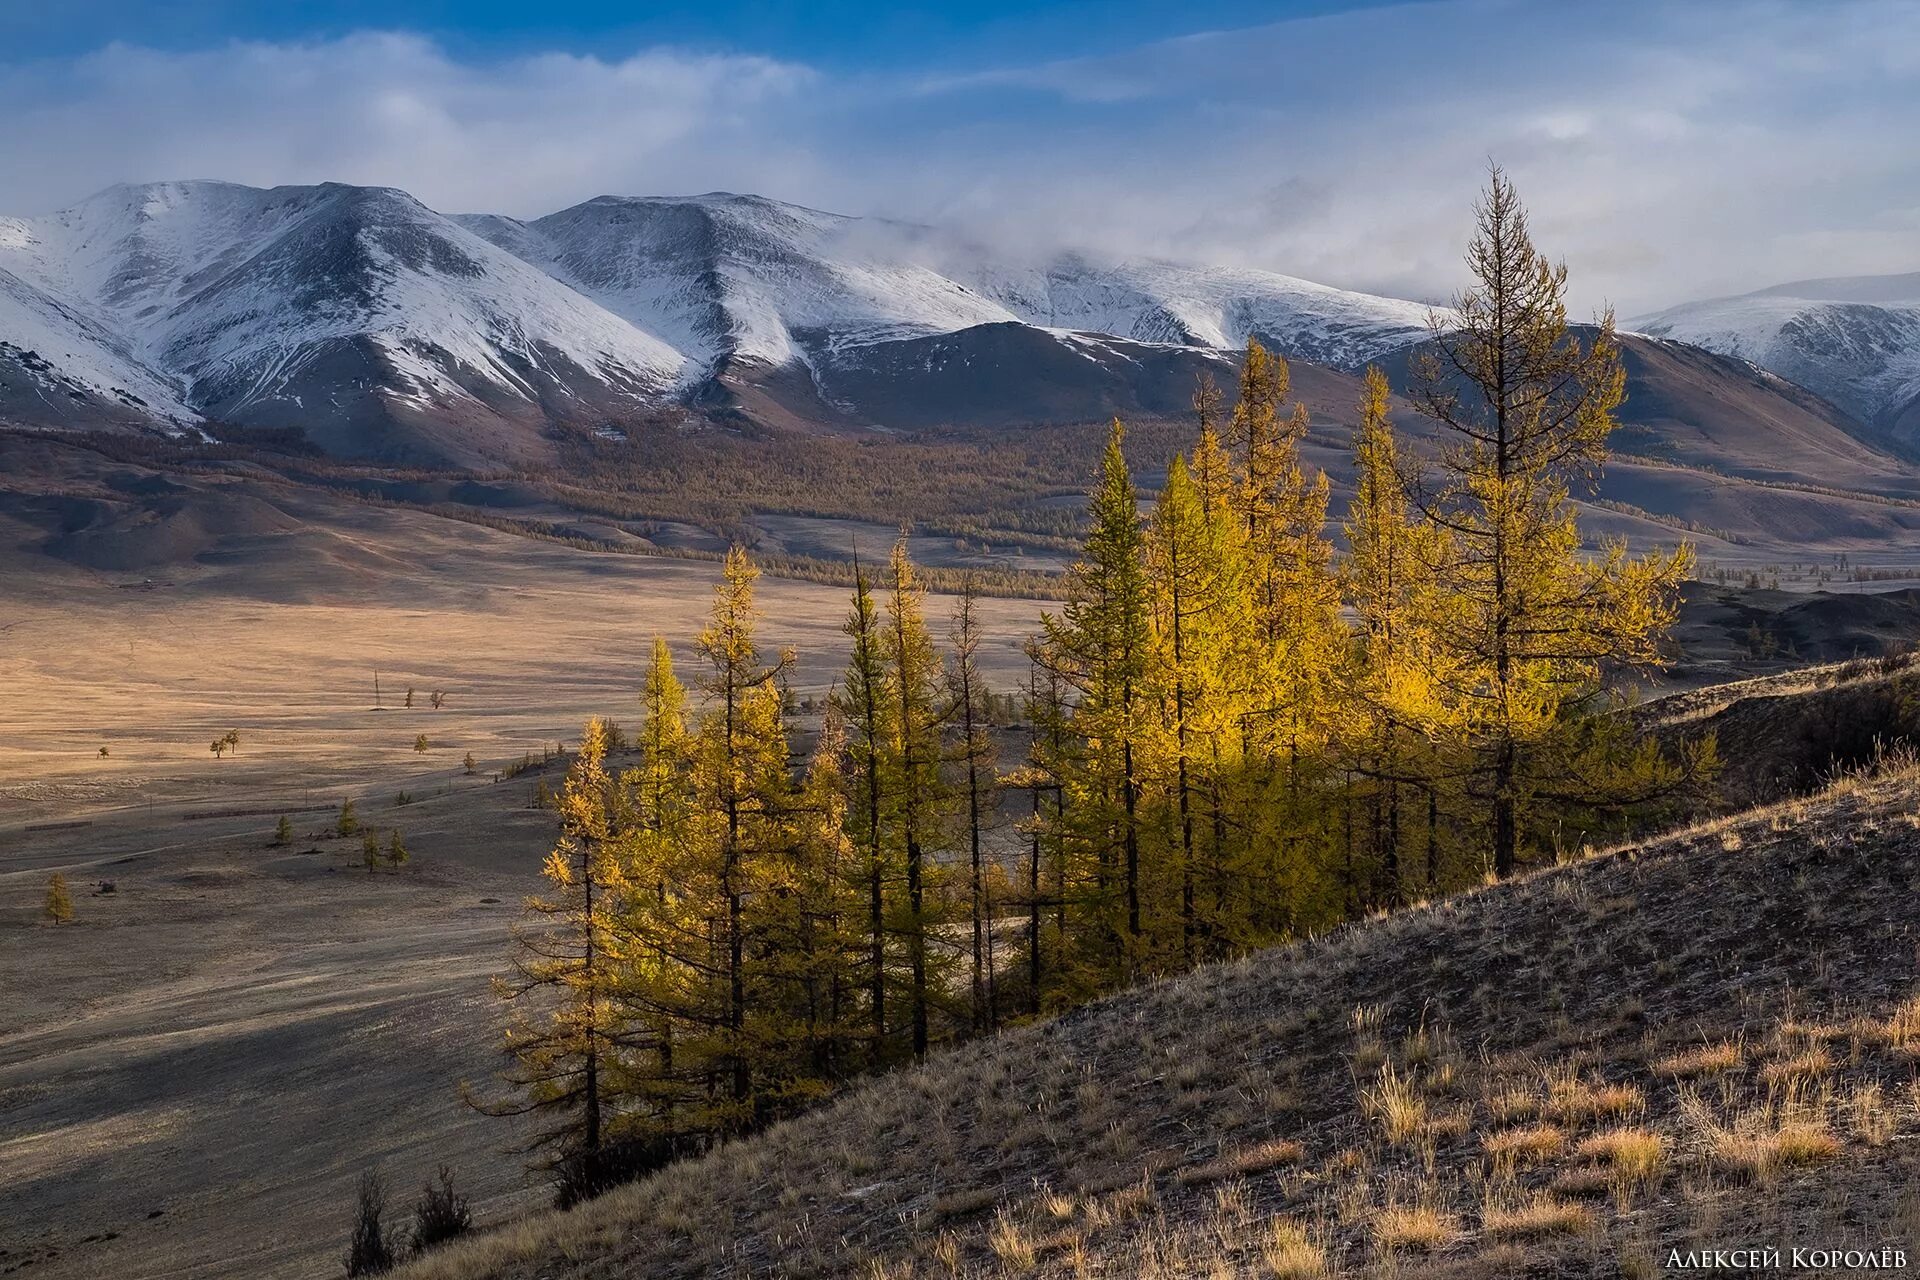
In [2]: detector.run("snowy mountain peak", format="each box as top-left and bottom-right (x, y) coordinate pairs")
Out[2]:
(1634, 272), (1920, 443)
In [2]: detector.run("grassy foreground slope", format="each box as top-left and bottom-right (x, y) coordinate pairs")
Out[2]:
(405, 768), (1920, 1280)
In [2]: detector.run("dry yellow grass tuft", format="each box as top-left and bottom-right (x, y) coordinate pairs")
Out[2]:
(1363, 1064), (1428, 1145)
(1698, 1109), (1841, 1183)
(1542, 1071), (1643, 1124)
(1485, 1083), (1537, 1124)
(1548, 1165), (1615, 1199)
(986, 1208), (1035, 1269)
(1481, 1193), (1595, 1240)
(1653, 1040), (1742, 1079)
(1847, 1083), (1896, 1146)
(1868, 994), (1920, 1052)
(1176, 1136), (1307, 1187)
(1482, 1123), (1565, 1172)
(1575, 1125), (1666, 1206)
(1575, 1127), (1666, 1182)
(1367, 1205), (1451, 1258)
(1258, 1218), (1328, 1280)
(1371, 1203), (1457, 1253)
(1759, 1047), (1832, 1089)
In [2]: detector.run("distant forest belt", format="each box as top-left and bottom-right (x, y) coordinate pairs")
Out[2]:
(23, 819), (92, 832)
(180, 802), (339, 821)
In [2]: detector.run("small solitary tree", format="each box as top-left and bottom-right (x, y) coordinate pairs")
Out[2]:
(430, 690), (446, 710)
(273, 815), (293, 845)
(98, 746), (109, 758)
(338, 798), (359, 837)
(462, 751), (476, 775)
(224, 730), (240, 756)
(362, 832), (380, 872)
(45, 873), (73, 924)
(414, 734), (430, 754)
(387, 829), (409, 869)
(210, 738), (227, 760)
(405, 687), (416, 709)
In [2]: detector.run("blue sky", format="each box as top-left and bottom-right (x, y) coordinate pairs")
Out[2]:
(0, 2), (1409, 70)
(2, 1), (1915, 314)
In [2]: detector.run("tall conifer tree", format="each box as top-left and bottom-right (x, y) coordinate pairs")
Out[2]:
(480, 717), (625, 1202)
(1410, 167), (1691, 877)
(882, 537), (948, 1059)
(1041, 421), (1151, 982)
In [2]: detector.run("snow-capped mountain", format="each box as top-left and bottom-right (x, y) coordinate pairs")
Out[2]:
(1633, 274), (1920, 448)
(0, 181), (1440, 462)
(1, 182), (689, 461)
(0, 263), (193, 428)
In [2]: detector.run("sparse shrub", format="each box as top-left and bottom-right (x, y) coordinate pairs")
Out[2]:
(408, 1165), (471, 1255)
(344, 1168), (398, 1276)
(273, 815), (292, 845)
(338, 798), (359, 837)
(44, 873), (73, 924)
(430, 690), (446, 710)
(413, 734), (430, 754)
(394, 791), (414, 806)
(98, 746), (109, 758)
(387, 830), (409, 868)
(462, 752), (476, 775)
(550, 1133), (694, 1210)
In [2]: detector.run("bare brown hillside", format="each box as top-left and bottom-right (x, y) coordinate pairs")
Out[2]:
(396, 761), (1920, 1280)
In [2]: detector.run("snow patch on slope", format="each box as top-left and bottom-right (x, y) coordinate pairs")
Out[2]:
(1634, 278), (1920, 427)
(0, 264), (193, 421)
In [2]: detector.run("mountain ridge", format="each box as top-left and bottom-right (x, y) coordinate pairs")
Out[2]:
(0, 179), (1436, 464)
(1633, 272), (1920, 452)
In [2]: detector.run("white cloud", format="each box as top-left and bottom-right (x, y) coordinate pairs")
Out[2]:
(0, 34), (821, 217)
(1, 1), (1917, 313)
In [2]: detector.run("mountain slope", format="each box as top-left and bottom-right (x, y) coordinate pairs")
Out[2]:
(398, 757), (1920, 1280)
(1633, 273), (1920, 451)
(457, 192), (1438, 432)
(0, 261), (192, 431)
(1, 182), (689, 464)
